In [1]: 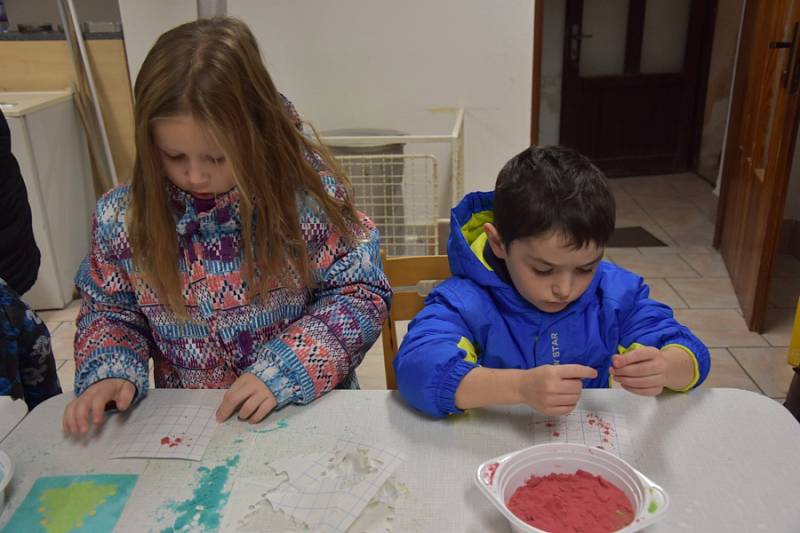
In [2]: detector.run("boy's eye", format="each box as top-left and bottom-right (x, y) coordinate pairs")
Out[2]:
(577, 267), (595, 274)
(533, 268), (553, 276)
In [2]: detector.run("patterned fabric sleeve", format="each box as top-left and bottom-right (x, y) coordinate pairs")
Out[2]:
(73, 190), (154, 402)
(245, 211), (391, 408)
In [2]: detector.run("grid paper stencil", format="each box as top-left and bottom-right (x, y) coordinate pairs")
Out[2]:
(528, 409), (634, 461)
(109, 404), (217, 461)
(225, 438), (404, 533)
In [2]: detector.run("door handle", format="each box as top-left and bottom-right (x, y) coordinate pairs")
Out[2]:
(569, 24), (593, 62)
(771, 22), (799, 90)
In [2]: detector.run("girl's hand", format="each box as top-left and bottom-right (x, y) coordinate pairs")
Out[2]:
(216, 373), (277, 424)
(610, 346), (668, 396)
(518, 364), (598, 416)
(63, 378), (136, 434)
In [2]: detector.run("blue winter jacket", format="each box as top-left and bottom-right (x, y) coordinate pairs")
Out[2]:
(394, 191), (710, 418)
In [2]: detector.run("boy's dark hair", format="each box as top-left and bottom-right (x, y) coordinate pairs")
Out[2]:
(494, 145), (616, 249)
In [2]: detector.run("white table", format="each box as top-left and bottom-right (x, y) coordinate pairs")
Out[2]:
(0, 388), (798, 532)
(0, 397), (27, 442)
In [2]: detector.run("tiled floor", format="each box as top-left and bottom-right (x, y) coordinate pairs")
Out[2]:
(42, 174), (799, 404)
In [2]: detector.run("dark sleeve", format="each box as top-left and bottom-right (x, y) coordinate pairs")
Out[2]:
(0, 111), (41, 295)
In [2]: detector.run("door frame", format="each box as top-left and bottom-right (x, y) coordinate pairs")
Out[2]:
(714, 0), (800, 331)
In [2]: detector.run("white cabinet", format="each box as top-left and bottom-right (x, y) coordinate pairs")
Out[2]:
(1, 90), (94, 310)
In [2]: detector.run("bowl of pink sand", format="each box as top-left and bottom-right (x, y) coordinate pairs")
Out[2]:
(475, 443), (669, 533)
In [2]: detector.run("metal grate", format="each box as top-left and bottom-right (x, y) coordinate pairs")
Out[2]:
(336, 154), (438, 256)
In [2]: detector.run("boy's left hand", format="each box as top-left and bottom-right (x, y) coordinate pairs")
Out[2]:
(216, 373), (277, 424)
(610, 346), (668, 396)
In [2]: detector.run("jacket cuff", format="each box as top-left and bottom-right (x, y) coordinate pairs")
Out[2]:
(661, 341), (702, 392)
(74, 348), (148, 403)
(246, 340), (306, 409)
(436, 358), (479, 416)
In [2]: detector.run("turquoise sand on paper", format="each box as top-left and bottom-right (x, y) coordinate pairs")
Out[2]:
(4, 474), (138, 533)
(160, 454), (240, 533)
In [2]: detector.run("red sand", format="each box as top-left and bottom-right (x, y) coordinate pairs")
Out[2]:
(507, 469), (634, 533)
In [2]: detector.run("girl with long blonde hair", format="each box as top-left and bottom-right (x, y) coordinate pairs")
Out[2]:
(63, 17), (390, 433)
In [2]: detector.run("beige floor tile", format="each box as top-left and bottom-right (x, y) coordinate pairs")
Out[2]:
(639, 245), (715, 255)
(729, 347), (795, 398)
(768, 277), (800, 308)
(678, 251), (730, 278)
(357, 352), (388, 390)
(644, 278), (687, 309)
(667, 278), (739, 309)
(618, 177), (685, 199)
(761, 307), (797, 347)
(673, 309), (769, 348)
(772, 254), (800, 277)
(38, 299), (81, 323)
(605, 247), (642, 256)
(58, 359), (75, 394)
(647, 205), (710, 229)
(688, 193), (718, 224)
(698, 349), (760, 392)
(607, 253), (699, 278)
(51, 326), (76, 361)
(661, 220), (716, 248)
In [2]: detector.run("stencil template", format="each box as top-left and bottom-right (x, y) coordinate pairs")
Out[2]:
(110, 404), (217, 461)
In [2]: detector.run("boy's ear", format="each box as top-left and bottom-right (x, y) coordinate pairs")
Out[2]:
(484, 223), (508, 260)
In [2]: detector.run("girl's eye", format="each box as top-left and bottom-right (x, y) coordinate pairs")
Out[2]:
(164, 153), (185, 161)
(211, 156), (226, 164)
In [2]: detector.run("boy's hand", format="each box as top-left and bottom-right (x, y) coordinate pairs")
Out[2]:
(216, 373), (277, 424)
(518, 364), (598, 416)
(63, 378), (136, 434)
(610, 346), (668, 396)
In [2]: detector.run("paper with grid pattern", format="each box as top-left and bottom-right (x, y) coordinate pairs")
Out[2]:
(222, 438), (404, 533)
(528, 409), (633, 460)
(109, 404), (217, 461)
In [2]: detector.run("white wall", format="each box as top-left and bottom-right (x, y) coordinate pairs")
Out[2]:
(229, 0), (533, 196)
(785, 132), (800, 220)
(117, 0), (533, 198)
(118, 0), (199, 88)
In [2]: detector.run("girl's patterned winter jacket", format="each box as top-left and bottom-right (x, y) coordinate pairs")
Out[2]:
(73, 143), (391, 409)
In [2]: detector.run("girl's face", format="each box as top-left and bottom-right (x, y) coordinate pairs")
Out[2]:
(152, 114), (236, 199)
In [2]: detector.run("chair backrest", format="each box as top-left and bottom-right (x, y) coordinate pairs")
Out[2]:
(381, 254), (451, 389)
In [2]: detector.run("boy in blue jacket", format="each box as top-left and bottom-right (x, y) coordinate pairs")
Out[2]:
(394, 146), (710, 418)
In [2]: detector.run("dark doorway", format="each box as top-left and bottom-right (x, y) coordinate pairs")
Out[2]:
(559, 0), (716, 176)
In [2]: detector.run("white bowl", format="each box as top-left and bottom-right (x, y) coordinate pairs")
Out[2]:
(475, 443), (669, 533)
(0, 450), (13, 511)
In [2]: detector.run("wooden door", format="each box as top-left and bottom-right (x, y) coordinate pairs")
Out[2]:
(716, 0), (800, 331)
(559, 0), (714, 176)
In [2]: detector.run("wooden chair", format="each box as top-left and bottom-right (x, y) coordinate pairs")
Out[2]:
(381, 254), (451, 389)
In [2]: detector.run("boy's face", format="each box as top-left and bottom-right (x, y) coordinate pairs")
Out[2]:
(485, 224), (603, 313)
(152, 114), (236, 199)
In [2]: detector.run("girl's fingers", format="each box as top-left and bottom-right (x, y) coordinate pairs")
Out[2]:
(91, 393), (107, 427)
(249, 398), (276, 424)
(216, 386), (251, 422)
(237, 394), (262, 420)
(74, 396), (93, 433)
(63, 401), (76, 433)
(115, 382), (135, 411)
